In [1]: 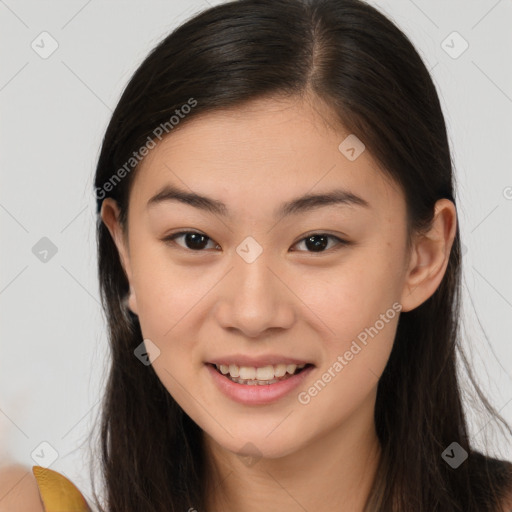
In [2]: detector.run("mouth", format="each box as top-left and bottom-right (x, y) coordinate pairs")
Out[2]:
(207, 362), (314, 386)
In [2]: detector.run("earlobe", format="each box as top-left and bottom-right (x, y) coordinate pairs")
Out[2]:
(127, 285), (139, 315)
(399, 199), (457, 313)
(122, 285), (139, 317)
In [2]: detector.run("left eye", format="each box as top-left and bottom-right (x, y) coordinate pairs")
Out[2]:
(162, 231), (349, 253)
(291, 233), (349, 253)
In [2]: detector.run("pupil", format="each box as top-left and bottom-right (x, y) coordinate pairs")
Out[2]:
(306, 235), (328, 252)
(186, 233), (208, 250)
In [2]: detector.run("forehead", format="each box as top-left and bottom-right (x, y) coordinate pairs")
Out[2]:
(128, 96), (404, 220)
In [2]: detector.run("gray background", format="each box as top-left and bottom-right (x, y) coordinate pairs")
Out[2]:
(1, 0), (511, 506)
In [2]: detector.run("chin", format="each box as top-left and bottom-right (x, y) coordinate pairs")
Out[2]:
(210, 429), (304, 462)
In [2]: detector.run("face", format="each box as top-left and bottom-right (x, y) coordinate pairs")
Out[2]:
(101, 95), (455, 462)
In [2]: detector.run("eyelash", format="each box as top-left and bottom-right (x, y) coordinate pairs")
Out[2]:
(161, 230), (351, 254)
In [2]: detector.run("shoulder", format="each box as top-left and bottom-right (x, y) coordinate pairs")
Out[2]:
(0, 464), (44, 512)
(484, 455), (512, 511)
(467, 452), (512, 511)
(499, 465), (512, 511)
(500, 483), (512, 511)
(492, 457), (512, 511)
(0, 464), (90, 512)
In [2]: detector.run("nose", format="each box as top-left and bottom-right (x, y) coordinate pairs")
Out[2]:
(214, 252), (296, 338)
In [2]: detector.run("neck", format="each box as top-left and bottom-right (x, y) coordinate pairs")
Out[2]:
(203, 390), (381, 512)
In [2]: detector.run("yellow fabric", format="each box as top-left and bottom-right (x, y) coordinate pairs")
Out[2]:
(32, 466), (91, 512)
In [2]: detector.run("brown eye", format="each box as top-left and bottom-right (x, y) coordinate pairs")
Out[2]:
(163, 231), (220, 251)
(162, 231), (349, 254)
(291, 233), (349, 253)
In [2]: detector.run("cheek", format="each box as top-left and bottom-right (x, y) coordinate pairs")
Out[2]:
(129, 239), (207, 333)
(128, 247), (219, 389)
(297, 248), (402, 334)
(295, 303), (398, 427)
(294, 246), (401, 391)
(132, 265), (205, 405)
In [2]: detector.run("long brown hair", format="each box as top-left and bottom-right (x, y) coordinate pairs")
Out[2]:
(88, 0), (512, 510)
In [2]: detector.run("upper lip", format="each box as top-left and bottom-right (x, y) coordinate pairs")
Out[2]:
(207, 354), (314, 367)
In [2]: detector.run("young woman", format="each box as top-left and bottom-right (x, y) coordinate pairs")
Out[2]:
(2, 0), (510, 511)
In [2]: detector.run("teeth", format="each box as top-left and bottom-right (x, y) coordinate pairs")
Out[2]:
(274, 364), (287, 377)
(286, 364), (297, 375)
(256, 365), (274, 380)
(239, 366), (255, 380)
(215, 362), (307, 381)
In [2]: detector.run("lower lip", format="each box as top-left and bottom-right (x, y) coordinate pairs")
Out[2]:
(205, 363), (315, 405)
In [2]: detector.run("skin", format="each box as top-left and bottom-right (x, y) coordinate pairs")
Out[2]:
(0, 465), (44, 512)
(101, 94), (457, 511)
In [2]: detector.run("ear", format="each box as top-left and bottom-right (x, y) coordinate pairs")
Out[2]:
(399, 198), (457, 313)
(100, 198), (139, 315)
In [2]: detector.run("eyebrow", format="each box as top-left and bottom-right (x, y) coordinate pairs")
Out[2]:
(146, 183), (370, 218)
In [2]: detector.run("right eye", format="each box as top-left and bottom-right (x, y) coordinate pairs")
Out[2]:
(162, 231), (221, 251)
